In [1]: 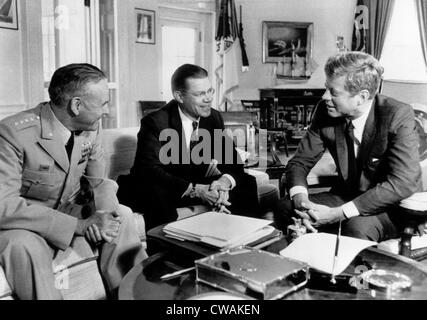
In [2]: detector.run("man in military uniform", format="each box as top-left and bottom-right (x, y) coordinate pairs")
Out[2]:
(0, 63), (147, 299)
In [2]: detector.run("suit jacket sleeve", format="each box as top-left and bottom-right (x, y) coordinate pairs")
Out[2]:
(285, 103), (327, 191)
(353, 106), (421, 215)
(133, 115), (190, 196)
(0, 124), (77, 251)
(83, 125), (119, 212)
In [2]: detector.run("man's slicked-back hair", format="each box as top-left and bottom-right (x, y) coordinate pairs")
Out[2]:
(324, 51), (384, 99)
(171, 64), (208, 93)
(48, 63), (107, 107)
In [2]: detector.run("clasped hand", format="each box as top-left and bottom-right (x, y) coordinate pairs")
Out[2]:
(82, 210), (122, 244)
(292, 193), (344, 232)
(196, 179), (232, 214)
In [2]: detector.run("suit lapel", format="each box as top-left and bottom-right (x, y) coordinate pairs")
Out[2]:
(37, 104), (70, 173)
(335, 121), (349, 181)
(359, 101), (377, 168)
(169, 102), (189, 161)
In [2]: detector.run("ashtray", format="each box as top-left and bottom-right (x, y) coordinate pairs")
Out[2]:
(360, 269), (413, 292)
(187, 292), (253, 300)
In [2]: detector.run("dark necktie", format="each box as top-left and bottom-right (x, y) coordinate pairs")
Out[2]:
(345, 120), (359, 187)
(189, 121), (199, 151)
(65, 133), (74, 160)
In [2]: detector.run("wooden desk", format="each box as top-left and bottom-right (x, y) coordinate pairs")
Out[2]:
(119, 241), (427, 300)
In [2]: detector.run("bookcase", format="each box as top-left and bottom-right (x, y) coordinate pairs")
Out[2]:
(259, 88), (324, 146)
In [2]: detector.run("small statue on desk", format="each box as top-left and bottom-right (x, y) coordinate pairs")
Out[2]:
(287, 217), (307, 242)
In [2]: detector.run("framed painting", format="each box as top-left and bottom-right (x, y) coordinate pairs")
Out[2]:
(0, 0), (18, 30)
(136, 8), (155, 44)
(262, 21), (313, 64)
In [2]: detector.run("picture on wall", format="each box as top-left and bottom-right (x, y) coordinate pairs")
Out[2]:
(262, 21), (313, 77)
(0, 0), (18, 30)
(136, 8), (155, 44)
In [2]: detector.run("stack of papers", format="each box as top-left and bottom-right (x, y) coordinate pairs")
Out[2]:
(378, 233), (427, 254)
(280, 233), (376, 275)
(163, 211), (273, 249)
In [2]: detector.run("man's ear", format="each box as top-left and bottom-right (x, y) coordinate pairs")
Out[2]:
(70, 97), (82, 116)
(173, 90), (184, 104)
(358, 89), (370, 104)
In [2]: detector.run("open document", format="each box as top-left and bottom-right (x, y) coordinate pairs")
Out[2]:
(280, 233), (376, 275)
(163, 211), (273, 249)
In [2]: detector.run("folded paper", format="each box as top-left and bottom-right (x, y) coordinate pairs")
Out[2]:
(280, 233), (376, 275)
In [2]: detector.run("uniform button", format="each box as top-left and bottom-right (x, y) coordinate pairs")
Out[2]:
(14, 122), (18, 126)
(49, 133), (53, 137)
(36, 116), (40, 120)
(25, 119), (29, 123)
(20, 121), (24, 124)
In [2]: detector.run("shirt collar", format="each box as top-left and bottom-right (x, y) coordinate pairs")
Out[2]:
(178, 105), (200, 125)
(352, 100), (373, 130)
(49, 104), (72, 145)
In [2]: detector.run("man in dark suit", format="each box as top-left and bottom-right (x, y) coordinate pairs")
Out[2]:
(119, 64), (259, 230)
(274, 51), (423, 241)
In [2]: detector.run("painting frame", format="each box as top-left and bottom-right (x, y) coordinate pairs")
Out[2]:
(0, 0), (18, 30)
(136, 8), (155, 45)
(262, 21), (313, 64)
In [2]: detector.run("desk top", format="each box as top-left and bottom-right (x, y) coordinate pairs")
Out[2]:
(119, 240), (427, 300)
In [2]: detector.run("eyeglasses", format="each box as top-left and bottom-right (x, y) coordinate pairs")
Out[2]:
(183, 87), (215, 99)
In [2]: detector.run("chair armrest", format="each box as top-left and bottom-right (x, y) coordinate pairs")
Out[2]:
(399, 192), (427, 212)
(245, 168), (269, 186)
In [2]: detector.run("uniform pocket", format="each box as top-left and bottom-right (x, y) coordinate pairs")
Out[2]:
(21, 169), (56, 201)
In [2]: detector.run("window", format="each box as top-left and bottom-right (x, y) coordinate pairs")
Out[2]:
(380, 0), (427, 82)
(161, 21), (201, 101)
(41, 0), (119, 128)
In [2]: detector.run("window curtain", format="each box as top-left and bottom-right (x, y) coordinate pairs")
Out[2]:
(416, 0), (427, 70)
(352, 0), (395, 59)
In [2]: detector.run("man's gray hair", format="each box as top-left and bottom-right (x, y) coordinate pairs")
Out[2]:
(48, 63), (107, 107)
(324, 51), (384, 99)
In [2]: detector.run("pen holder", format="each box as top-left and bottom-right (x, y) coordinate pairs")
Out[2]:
(307, 270), (358, 294)
(287, 218), (306, 242)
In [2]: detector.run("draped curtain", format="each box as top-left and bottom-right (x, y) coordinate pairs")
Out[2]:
(352, 0), (395, 60)
(416, 0), (427, 71)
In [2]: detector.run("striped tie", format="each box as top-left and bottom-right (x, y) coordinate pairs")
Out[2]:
(189, 121), (199, 151)
(345, 120), (359, 187)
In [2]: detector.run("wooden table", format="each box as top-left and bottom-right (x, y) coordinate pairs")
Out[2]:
(119, 237), (427, 300)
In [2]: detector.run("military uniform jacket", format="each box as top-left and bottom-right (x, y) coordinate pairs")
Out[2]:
(0, 103), (118, 250)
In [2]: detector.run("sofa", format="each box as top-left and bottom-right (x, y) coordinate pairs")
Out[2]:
(0, 127), (279, 300)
